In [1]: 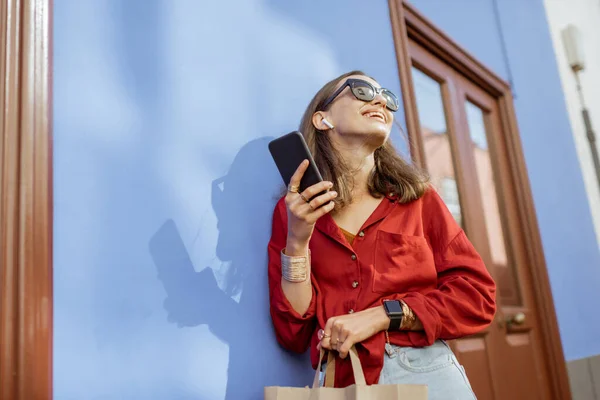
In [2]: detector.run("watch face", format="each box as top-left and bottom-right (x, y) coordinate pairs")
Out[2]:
(385, 300), (403, 314)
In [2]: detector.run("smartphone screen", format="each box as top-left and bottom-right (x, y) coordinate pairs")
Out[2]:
(268, 131), (324, 195)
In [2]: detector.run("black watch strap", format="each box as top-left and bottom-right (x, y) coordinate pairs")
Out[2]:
(383, 300), (404, 331)
(388, 312), (402, 331)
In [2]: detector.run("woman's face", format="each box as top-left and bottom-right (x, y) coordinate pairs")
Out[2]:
(319, 75), (395, 146)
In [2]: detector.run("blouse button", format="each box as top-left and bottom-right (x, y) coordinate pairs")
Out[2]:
(358, 231), (365, 237)
(351, 254), (357, 261)
(352, 281), (359, 288)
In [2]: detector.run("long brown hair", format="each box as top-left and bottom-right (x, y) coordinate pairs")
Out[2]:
(299, 70), (430, 207)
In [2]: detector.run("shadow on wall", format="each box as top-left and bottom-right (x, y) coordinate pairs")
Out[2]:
(149, 137), (311, 399)
(53, 0), (410, 397)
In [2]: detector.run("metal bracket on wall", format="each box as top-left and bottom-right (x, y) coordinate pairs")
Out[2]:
(574, 73), (600, 197)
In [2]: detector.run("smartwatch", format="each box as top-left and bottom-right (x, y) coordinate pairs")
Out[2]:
(383, 300), (404, 331)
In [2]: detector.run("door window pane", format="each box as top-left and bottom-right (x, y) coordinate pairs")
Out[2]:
(412, 67), (462, 226)
(466, 101), (521, 306)
(441, 177), (462, 227)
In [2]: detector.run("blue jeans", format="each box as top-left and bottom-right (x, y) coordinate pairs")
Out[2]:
(378, 340), (477, 399)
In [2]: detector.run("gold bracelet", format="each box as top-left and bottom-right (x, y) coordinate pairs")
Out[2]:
(281, 249), (310, 282)
(399, 300), (415, 330)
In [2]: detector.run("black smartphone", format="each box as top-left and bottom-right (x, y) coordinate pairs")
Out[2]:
(268, 131), (325, 196)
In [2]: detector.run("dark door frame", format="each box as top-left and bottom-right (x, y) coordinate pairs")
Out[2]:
(389, 1), (571, 399)
(0, 0), (53, 399)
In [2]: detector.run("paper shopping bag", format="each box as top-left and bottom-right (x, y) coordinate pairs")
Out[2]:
(264, 346), (427, 399)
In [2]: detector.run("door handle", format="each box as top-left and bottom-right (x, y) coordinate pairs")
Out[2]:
(497, 312), (526, 330)
(507, 312), (526, 326)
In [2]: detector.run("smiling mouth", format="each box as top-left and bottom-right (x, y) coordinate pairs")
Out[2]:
(363, 111), (386, 123)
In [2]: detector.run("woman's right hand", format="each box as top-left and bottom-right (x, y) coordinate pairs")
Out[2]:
(285, 160), (337, 255)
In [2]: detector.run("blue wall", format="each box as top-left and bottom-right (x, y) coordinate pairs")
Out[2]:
(52, 1), (406, 399)
(53, 0), (600, 399)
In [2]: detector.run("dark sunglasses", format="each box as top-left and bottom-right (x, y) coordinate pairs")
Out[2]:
(320, 78), (400, 112)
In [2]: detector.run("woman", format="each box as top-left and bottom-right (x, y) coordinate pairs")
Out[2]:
(267, 70), (496, 399)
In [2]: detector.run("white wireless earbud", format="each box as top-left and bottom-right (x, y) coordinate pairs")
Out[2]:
(322, 119), (334, 129)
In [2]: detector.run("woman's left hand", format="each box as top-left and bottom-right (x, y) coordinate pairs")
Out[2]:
(318, 306), (390, 359)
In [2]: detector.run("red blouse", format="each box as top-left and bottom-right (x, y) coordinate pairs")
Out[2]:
(267, 188), (496, 388)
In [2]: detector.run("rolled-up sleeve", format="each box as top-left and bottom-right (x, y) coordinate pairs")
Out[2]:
(402, 230), (497, 344)
(268, 199), (318, 353)
(393, 190), (496, 345)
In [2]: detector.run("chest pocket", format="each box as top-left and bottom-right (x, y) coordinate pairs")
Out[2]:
(372, 230), (436, 294)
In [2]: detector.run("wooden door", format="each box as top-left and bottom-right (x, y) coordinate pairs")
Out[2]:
(0, 0), (53, 399)
(407, 39), (554, 400)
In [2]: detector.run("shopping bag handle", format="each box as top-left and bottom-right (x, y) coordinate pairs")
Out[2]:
(312, 346), (367, 388)
(312, 348), (334, 388)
